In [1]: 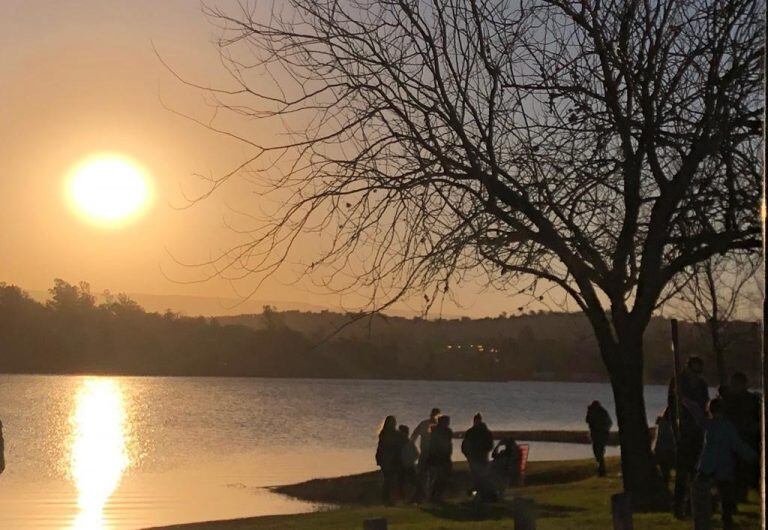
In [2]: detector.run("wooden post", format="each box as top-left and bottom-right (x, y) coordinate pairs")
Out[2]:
(363, 518), (388, 530)
(611, 493), (633, 530)
(512, 497), (536, 530)
(670, 318), (682, 438)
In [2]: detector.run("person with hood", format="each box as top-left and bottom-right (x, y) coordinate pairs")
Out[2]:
(585, 400), (612, 476)
(427, 415), (453, 502)
(461, 413), (494, 499)
(410, 407), (441, 502)
(691, 398), (757, 530)
(376, 415), (404, 504)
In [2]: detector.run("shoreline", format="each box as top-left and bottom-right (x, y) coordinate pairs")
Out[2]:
(149, 456), (761, 530)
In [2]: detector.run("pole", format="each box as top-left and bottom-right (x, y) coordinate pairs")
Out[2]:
(761, 11), (767, 529)
(671, 318), (682, 438)
(611, 493), (634, 530)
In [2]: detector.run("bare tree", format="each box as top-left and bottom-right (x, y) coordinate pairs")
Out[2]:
(170, 0), (763, 506)
(672, 254), (762, 387)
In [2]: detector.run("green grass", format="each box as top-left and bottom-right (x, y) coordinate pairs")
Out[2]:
(155, 458), (762, 530)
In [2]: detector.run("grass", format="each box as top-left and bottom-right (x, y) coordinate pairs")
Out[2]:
(154, 458), (762, 530)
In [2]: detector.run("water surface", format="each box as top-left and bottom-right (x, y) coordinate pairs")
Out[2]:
(0, 375), (669, 529)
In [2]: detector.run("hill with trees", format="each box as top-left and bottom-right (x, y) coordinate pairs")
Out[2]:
(1, 280), (760, 384)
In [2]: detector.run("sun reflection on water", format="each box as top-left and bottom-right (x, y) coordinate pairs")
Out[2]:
(69, 379), (130, 530)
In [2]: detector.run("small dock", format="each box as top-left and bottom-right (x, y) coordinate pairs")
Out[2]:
(452, 429), (651, 447)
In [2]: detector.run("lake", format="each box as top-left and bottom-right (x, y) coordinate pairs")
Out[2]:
(0, 375), (669, 529)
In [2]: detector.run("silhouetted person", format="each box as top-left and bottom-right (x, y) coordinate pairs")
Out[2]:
(585, 400), (612, 476)
(0, 417), (4, 475)
(398, 424), (418, 500)
(376, 415), (404, 505)
(461, 413), (494, 500)
(723, 372), (760, 503)
(653, 407), (676, 487)
(668, 355), (709, 519)
(410, 407), (441, 502)
(691, 398), (757, 530)
(490, 437), (522, 496)
(427, 415), (453, 502)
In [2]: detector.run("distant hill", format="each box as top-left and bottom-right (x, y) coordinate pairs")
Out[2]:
(3, 280), (760, 384)
(219, 309), (761, 384)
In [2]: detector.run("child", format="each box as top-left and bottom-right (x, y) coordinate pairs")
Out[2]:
(692, 398), (757, 530)
(398, 425), (418, 500)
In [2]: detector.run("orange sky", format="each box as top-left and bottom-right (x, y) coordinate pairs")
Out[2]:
(0, 0), (558, 317)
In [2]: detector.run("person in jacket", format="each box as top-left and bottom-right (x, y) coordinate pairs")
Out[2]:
(376, 415), (404, 505)
(427, 415), (453, 502)
(585, 401), (612, 476)
(398, 424), (418, 500)
(691, 398), (757, 530)
(668, 356), (709, 518)
(723, 371), (760, 503)
(410, 407), (441, 502)
(653, 407), (676, 487)
(461, 413), (494, 500)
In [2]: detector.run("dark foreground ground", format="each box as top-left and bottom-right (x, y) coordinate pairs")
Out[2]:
(152, 457), (761, 530)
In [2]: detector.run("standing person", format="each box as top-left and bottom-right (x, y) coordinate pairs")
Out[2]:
(375, 415), (403, 505)
(691, 398), (757, 530)
(653, 407), (676, 487)
(410, 407), (441, 502)
(585, 401), (612, 476)
(398, 424), (418, 501)
(723, 372), (760, 503)
(428, 415), (453, 502)
(668, 355), (709, 519)
(461, 413), (494, 500)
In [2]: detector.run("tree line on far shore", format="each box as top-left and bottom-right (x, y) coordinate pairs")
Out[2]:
(0, 279), (760, 384)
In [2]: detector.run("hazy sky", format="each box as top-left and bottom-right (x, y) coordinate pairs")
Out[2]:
(0, 0), (549, 317)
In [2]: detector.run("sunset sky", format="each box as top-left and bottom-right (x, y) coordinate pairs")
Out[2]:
(0, 0), (555, 317)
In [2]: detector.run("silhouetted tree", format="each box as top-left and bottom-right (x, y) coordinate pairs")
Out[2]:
(174, 0), (762, 505)
(47, 279), (94, 313)
(671, 254), (762, 386)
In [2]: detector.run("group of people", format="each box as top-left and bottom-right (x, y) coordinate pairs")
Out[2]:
(583, 357), (760, 529)
(376, 408), (522, 505)
(655, 356), (760, 529)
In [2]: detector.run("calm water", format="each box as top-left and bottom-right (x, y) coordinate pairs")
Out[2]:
(0, 375), (669, 529)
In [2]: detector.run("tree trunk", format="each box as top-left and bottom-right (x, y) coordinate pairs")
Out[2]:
(607, 335), (670, 511)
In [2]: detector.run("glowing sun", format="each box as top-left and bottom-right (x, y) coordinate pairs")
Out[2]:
(67, 154), (152, 226)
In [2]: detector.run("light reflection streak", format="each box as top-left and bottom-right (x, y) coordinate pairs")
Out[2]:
(69, 379), (130, 530)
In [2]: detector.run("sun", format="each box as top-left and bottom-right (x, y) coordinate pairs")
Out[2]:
(67, 154), (152, 226)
